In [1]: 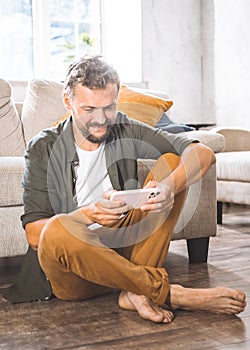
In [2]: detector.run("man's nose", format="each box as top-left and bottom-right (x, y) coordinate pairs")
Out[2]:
(94, 107), (107, 123)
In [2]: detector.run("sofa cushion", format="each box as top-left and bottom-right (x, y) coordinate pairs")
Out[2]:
(0, 157), (25, 206)
(216, 151), (250, 182)
(156, 113), (195, 133)
(0, 79), (25, 156)
(117, 85), (173, 127)
(217, 180), (250, 205)
(0, 206), (28, 257)
(22, 80), (66, 144)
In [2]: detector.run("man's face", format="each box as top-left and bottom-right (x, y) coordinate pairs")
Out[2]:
(64, 83), (118, 149)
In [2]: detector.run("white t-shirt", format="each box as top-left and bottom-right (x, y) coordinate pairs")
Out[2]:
(74, 143), (113, 207)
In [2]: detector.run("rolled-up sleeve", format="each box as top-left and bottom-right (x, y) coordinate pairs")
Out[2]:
(128, 119), (200, 159)
(21, 139), (54, 228)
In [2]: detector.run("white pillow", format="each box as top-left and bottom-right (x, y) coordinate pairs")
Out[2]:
(0, 79), (25, 156)
(21, 79), (67, 144)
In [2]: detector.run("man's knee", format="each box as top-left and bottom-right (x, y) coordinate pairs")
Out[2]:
(158, 153), (180, 171)
(39, 214), (68, 246)
(147, 153), (180, 184)
(39, 212), (103, 254)
(38, 213), (90, 270)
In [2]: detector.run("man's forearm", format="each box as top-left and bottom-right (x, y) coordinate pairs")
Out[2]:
(165, 143), (216, 195)
(25, 218), (50, 250)
(25, 206), (94, 250)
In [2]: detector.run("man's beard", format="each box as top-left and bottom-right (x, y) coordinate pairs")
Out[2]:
(80, 119), (112, 144)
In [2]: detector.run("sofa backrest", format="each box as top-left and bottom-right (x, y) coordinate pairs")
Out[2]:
(212, 127), (250, 152)
(21, 80), (67, 145)
(0, 79), (25, 156)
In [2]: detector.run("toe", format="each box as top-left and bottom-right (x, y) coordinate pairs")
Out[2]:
(152, 305), (174, 324)
(142, 309), (164, 323)
(162, 311), (174, 323)
(235, 289), (247, 302)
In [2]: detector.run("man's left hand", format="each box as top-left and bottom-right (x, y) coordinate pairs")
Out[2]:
(140, 181), (175, 214)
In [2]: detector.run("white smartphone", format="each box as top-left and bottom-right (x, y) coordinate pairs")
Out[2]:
(110, 188), (161, 209)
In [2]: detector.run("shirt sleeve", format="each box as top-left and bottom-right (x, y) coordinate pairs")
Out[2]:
(127, 118), (199, 159)
(21, 137), (55, 229)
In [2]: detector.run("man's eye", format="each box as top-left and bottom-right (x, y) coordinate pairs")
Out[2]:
(105, 105), (115, 111)
(85, 108), (94, 113)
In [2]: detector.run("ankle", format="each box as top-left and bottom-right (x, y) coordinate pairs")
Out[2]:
(169, 284), (185, 308)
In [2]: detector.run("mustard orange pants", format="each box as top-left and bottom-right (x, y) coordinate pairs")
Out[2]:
(38, 153), (186, 305)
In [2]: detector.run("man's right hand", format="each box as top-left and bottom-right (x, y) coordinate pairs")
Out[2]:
(25, 191), (131, 249)
(81, 190), (131, 226)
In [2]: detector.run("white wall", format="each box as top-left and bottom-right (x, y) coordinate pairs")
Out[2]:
(214, 0), (250, 128)
(201, 0), (216, 125)
(142, 0), (203, 124)
(142, 0), (250, 128)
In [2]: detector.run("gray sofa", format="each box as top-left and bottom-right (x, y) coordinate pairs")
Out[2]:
(0, 79), (225, 262)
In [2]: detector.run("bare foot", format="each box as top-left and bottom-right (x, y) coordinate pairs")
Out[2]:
(169, 285), (247, 315)
(118, 290), (174, 323)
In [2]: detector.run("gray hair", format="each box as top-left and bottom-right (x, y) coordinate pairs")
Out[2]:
(64, 55), (120, 97)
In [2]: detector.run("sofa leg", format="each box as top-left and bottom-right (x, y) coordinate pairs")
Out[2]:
(186, 237), (210, 263)
(217, 201), (223, 224)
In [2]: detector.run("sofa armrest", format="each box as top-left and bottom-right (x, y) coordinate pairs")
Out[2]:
(211, 127), (250, 152)
(179, 130), (225, 154)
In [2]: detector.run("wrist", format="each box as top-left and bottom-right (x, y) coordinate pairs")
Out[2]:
(75, 206), (94, 225)
(161, 176), (176, 196)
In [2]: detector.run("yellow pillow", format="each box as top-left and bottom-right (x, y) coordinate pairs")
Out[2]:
(117, 85), (173, 126)
(53, 110), (71, 126)
(54, 85), (173, 127)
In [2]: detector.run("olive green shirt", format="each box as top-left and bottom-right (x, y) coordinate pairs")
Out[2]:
(21, 112), (198, 228)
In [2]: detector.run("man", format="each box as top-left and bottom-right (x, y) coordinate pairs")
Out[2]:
(14, 56), (246, 322)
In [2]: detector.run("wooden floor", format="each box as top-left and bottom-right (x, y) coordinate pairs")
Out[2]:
(0, 204), (249, 350)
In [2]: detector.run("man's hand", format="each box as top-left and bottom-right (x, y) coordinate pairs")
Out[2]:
(136, 143), (215, 215)
(81, 190), (131, 226)
(140, 181), (175, 214)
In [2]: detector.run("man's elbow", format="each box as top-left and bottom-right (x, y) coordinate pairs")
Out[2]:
(191, 142), (216, 169)
(207, 145), (216, 166)
(199, 143), (216, 170)
(189, 142), (216, 164)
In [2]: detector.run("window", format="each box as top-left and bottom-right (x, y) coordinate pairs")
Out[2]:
(0, 0), (142, 82)
(0, 0), (34, 80)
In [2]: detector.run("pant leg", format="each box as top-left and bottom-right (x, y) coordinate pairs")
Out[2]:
(122, 153), (186, 268)
(38, 153), (185, 305)
(38, 215), (169, 304)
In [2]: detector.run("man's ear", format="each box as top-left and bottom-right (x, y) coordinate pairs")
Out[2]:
(63, 93), (72, 111)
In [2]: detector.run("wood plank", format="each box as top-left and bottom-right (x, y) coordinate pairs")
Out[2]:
(0, 204), (249, 350)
